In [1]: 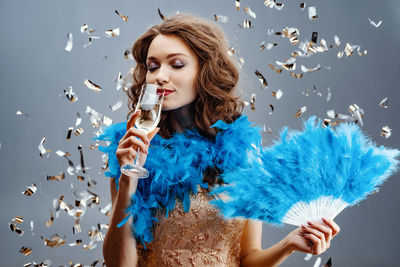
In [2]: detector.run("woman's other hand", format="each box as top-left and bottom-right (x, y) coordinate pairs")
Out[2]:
(116, 110), (159, 168)
(285, 218), (340, 255)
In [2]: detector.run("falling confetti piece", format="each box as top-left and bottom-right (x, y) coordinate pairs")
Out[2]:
(263, 125), (272, 134)
(250, 94), (256, 110)
(157, 8), (165, 20)
(116, 72), (123, 90)
(239, 20), (253, 28)
(235, 0), (240, 11)
(311, 32), (318, 43)
(272, 89), (283, 99)
(99, 203), (112, 217)
(290, 72), (303, 79)
(313, 257), (322, 267)
(281, 27), (299, 44)
(381, 126), (392, 139)
(83, 36), (100, 48)
(268, 64), (282, 74)
(69, 239), (83, 247)
(304, 253), (312, 261)
(260, 41), (278, 50)
(264, 0), (284, 10)
(301, 64), (321, 73)
(379, 97), (389, 108)
(214, 14), (228, 23)
(300, 3), (306, 10)
(327, 109), (336, 119)
(63, 86), (78, 103)
(308, 6), (318, 20)
(47, 173), (65, 181)
(80, 24), (95, 34)
(254, 70), (268, 88)
(349, 104), (364, 126)
(268, 104), (274, 115)
(357, 46), (367, 56)
(23, 183), (37, 196)
(368, 18), (382, 28)
(295, 106), (307, 117)
(276, 58), (296, 71)
(45, 210), (55, 227)
(115, 10), (128, 22)
(244, 6), (256, 18)
(38, 137), (51, 158)
(324, 258), (333, 267)
(19, 247), (32, 256)
(16, 110), (29, 117)
(84, 79), (102, 92)
(105, 28), (120, 38)
(65, 33), (73, 52)
(41, 234), (66, 248)
(110, 100), (123, 111)
(13, 216), (24, 224)
(9, 223), (24, 236)
(78, 145), (86, 174)
(74, 128), (84, 136)
(66, 126), (74, 141)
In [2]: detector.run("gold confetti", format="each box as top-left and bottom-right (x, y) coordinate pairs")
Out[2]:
(77, 175), (85, 181)
(260, 41), (278, 50)
(368, 18), (382, 28)
(47, 173), (65, 181)
(308, 6), (318, 20)
(41, 234), (66, 248)
(80, 24), (95, 34)
(65, 33), (73, 52)
(74, 128), (84, 136)
(326, 87), (332, 102)
(227, 47), (236, 56)
(244, 6), (256, 18)
(327, 109), (336, 119)
(85, 106), (102, 127)
(73, 219), (82, 234)
(38, 137), (51, 158)
(290, 72), (303, 79)
(344, 43), (358, 57)
(272, 89), (283, 99)
(84, 79), (102, 92)
(19, 247), (32, 256)
(250, 94), (256, 110)
(23, 183), (37, 196)
(276, 59), (296, 71)
(264, 0), (284, 10)
(105, 28), (120, 38)
(157, 8), (165, 20)
(268, 63), (282, 74)
(69, 239), (83, 246)
(357, 46), (367, 56)
(64, 86), (78, 103)
(45, 210), (54, 227)
(89, 144), (99, 150)
(235, 0), (240, 11)
(239, 20), (253, 28)
(295, 106), (307, 117)
(99, 203), (112, 217)
(238, 57), (245, 68)
(83, 36), (100, 48)
(9, 223), (24, 236)
(214, 14), (228, 23)
(255, 70), (268, 88)
(381, 126), (392, 139)
(115, 10), (128, 22)
(311, 32), (318, 44)
(281, 27), (299, 44)
(379, 97), (389, 108)
(300, 3), (306, 9)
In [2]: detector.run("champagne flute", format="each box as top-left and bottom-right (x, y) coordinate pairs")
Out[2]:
(120, 84), (165, 178)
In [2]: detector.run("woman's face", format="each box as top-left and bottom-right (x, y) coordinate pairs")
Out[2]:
(145, 34), (199, 110)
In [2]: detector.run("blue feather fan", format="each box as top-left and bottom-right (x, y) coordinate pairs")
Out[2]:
(210, 117), (399, 226)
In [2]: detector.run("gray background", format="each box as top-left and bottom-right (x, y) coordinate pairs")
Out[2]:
(0, 0), (399, 266)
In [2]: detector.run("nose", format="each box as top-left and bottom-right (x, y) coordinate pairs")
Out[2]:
(155, 65), (169, 85)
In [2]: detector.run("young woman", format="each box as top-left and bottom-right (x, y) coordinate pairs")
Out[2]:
(101, 13), (340, 267)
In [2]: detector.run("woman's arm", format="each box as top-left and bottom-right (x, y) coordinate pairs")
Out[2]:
(103, 175), (139, 267)
(240, 219), (340, 267)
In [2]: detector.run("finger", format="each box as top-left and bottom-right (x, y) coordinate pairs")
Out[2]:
(119, 136), (148, 154)
(322, 218), (341, 237)
(302, 225), (326, 252)
(307, 221), (332, 244)
(116, 147), (137, 163)
(147, 127), (160, 142)
(119, 127), (149, 146)
(127, 110), (141, 131)
(304, 233), (322, 255)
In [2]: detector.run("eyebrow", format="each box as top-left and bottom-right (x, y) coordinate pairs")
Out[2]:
(147, 53), (188, 61)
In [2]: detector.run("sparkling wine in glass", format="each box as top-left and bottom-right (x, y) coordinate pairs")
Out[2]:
(120, 84), (164, 178)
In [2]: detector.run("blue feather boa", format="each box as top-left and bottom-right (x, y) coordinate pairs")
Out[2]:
(96, 115), (262, 246)
(97, 116), (399, 246)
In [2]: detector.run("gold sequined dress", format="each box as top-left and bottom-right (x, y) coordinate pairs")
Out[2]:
(137, 187), (246, 266)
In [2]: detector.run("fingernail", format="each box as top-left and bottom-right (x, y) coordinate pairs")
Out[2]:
(301, 225), (307, 229)
(307, 221), (313, 225)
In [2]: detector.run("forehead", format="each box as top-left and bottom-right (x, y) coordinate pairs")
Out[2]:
(147, 34), (195, 59)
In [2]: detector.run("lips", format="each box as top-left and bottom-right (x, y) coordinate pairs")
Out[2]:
(157, 88), (175, 96)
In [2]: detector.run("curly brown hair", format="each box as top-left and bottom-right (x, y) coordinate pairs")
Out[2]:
(126, 13), (244, 139)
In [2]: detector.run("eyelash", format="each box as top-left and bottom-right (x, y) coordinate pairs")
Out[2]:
(147, 64), (185, 72)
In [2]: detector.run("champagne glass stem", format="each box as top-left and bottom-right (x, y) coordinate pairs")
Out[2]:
(134, 146), (141, 165)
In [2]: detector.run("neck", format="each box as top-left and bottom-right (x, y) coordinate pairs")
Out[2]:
(163, 101), (196, 134)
